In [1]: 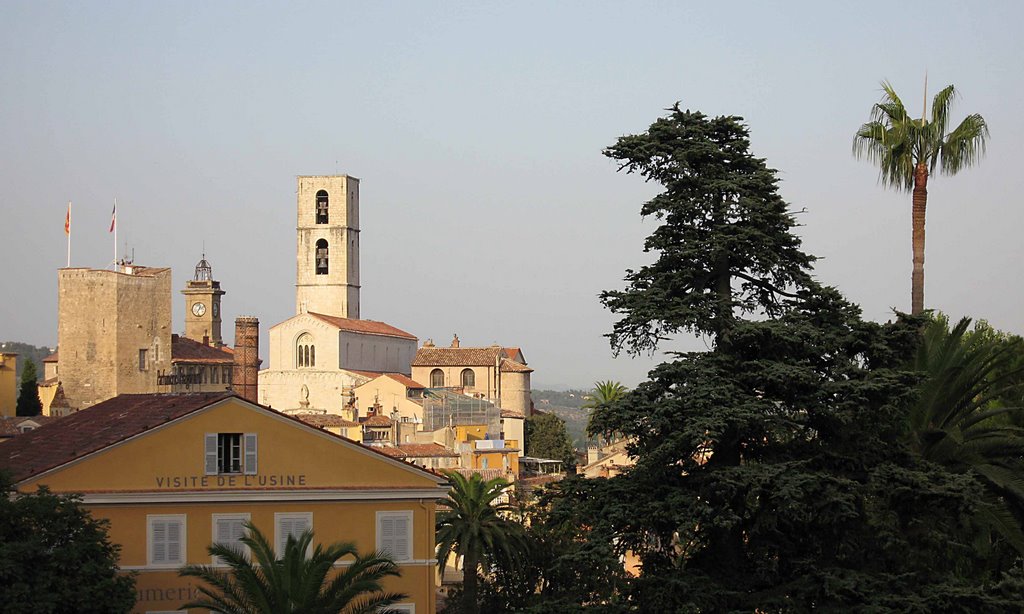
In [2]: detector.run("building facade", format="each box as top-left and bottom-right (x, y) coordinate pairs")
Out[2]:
(0, 393), (447, 614)
(296, 175), (360, 319)
(260, 175), (417, 414)
(57, 266), (173, 410)
(0, 352), (16, 417)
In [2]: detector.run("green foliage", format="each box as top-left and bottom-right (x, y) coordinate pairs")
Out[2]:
(15, 359), (41, 416)
(853, 81), (989, 191)
(0, 474), (136, 613)
(436, 471), (526, 614)
(909, 314), (1024, 561)
(563, 104), (1024, 610)
(526, 413), (576, 467)
(180, 521), (405, 613)
(600, 104), (814, 352)
(0, 342), (52, 383)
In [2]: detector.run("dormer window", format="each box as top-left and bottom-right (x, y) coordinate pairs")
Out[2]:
(315, 239), (329, 275)
(316, 190), (329, 224)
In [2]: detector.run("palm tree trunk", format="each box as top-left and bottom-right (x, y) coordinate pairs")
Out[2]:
(911, 163), (929, 315)
(462, 551), (480, 614)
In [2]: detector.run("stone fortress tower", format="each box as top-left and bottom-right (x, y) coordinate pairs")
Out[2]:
(295, 175), (360, 318)
(57, 265), (173, 409)
(181, 256), (225, 346)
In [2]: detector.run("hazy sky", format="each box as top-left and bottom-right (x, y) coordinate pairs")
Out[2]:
(2, 1), (1022, 389)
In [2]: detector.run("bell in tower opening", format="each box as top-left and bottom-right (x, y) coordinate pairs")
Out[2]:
(295, 175), (360, 319)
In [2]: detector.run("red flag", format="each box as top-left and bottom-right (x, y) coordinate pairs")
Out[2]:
(109, 202), (116, 233)
(64, 202), (71, 235)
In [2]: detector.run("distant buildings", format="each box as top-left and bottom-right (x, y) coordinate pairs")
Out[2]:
(0, 392), (446, 613)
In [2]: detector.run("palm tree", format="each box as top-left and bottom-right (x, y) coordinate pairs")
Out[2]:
(179, 521), (406, 613)
(909, 316), (1024, 556)
(436, 471), (525, 614)
(853, 80), (989, 314)
(584, 380), (628, 442)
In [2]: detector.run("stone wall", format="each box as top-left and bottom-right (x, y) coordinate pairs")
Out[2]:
(294, 175), (360, 318)
(57, 267), (172, 409)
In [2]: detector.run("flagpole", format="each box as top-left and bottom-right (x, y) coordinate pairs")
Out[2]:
(113, 198), (117, 270)
(66, 201), (71, 267)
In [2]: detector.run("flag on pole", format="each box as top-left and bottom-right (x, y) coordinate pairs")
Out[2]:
(109, 201), (116, 233)
(65, 202), (71, 235)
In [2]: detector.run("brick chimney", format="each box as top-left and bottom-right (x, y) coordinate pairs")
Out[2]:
(231, 317), (260, 403)
(451, 334), (460, 348)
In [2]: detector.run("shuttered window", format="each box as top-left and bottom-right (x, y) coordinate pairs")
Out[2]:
(376, 511), (413, 562)
(205, 433), (258, 475)
(212, 514), (250, 566)
(275, 512), (312, 556)
(148, 515), (186, 566)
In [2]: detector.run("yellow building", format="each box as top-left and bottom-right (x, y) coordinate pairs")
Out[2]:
(0, 352), (16, 417)
(0, 392), (448, 613)
(354, 373), (428, 423)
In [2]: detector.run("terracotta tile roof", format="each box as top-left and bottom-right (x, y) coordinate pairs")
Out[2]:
(500, 408), (525, 419)
(451, 468), (513, 482)
(43, 351), (58, 363)
(503, 347), (523, 360)
(384, 373), (425, 389)
(0, 392), (234, 482)
(413, 346), (509, 367)
(291, 413), (360, 428)
(499, 359), (533, 374)
(378, 443), (459, 459)
(171, 336), (235, 364)
(362, 414), (393, 427)
(308, 313), (417, 340)
(0, 416), (55, 437)
(343, 369), (384, 380)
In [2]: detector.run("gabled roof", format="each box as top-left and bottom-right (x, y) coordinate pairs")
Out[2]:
(375, 373), (425, 389)
(0, 393), (234, 482)
(0, 416), (55, 437)
(308, 313), (417, 340)
(43, 351), (58, 363)
(413, 346), (528, 368)
(0, 393), (447, 486)
(171, 336), (234, 364)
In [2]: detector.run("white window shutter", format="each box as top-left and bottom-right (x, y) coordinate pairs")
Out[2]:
(393, 516), (410, 560)
(244, 433), (258, 475)
(204, 433), (218, 475)
(166, 521), (181, 563)
(152, 521), (167, 563)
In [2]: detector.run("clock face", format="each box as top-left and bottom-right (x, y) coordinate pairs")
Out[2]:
(192, 302), (207, 317)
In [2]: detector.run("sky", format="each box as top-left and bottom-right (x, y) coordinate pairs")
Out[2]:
(2, 1), (1023, 389)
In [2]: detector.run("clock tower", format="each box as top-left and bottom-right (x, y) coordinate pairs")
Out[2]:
(182, 256), (225, 346)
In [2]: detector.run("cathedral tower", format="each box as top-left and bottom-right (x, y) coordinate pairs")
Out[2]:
(295, 175), (360, 318)
(182, 256), (225, 346)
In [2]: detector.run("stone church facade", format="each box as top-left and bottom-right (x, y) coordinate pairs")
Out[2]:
(258, 175), (417, 414)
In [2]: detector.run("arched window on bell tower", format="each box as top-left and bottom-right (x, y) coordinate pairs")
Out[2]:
(315, 190), (329, 224)
(315, 239), (329, 275)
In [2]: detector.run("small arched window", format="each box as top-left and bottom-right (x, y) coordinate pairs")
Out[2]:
(461, 368), (475, 388)
(316, 190), (329, 224)
(315, 239), (329, 275)
(297, 333), (315, 368)
(430, 369), (444, 387)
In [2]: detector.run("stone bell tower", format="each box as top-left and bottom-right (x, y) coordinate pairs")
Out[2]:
(295, 175), (360, 318)
(182, 256), (225, 346)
